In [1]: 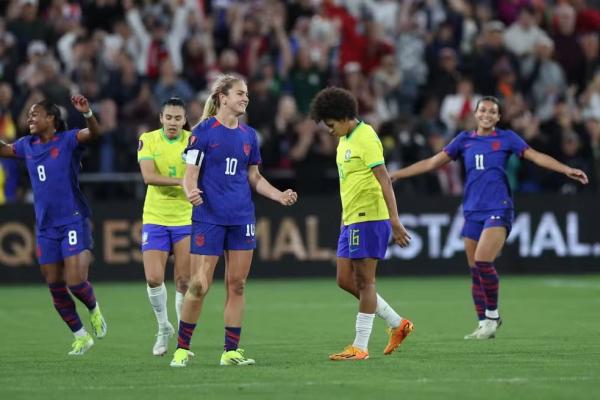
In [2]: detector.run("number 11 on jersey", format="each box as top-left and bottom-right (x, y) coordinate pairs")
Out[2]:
(475, 154), (485, 170)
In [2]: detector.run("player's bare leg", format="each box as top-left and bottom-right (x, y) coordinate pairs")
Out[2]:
(173, 236), (191, 322)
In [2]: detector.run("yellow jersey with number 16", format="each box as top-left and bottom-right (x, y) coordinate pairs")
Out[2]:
(138, 129), (192, 226)
(336, 121), (389, 225)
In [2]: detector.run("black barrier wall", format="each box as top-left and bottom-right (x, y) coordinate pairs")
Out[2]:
(1, 195), (599, 282)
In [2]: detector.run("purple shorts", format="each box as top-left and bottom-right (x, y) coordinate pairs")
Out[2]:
(337, 220), (391, 260)
(36, 219), (93, 265)
(461, 209), (514, 241)
(142, 224), (191, 252)
(190, 222), (256, 256)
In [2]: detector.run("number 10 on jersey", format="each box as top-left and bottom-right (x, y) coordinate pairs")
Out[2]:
(475, 154), (485, 170)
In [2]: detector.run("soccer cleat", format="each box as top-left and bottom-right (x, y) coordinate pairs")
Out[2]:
(220, 349), (255, 366)
(68, 333), (94, 356)
(329, 345), (369, 361)
(464, 324), (483, 340)
(170, 348), (190, 367)
(384, 319), (414, 355)
(153, 322), (175, 356)
(473, 318), (502, 339)
(90, 303), (107, 339)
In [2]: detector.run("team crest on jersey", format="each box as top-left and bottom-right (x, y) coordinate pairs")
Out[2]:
(243, 143), (251, 156)
(195, 234), (205, 247)
(344, 149), (351, 161)
(138, 140), (143, 151)
(492, 141), (501, 151)
(50, 147), (60, 159)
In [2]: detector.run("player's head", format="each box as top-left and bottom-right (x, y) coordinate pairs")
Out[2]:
(201, 74), (248, 121)
(475, 96), (501, 131)
(160, 97), (189, 137)
(28, 99), (67, 135)
(309, 87), (358, 137)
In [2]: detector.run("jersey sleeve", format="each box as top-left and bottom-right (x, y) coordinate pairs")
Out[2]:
(65, 129), (80, 151)
(361, 129), (385, 168)
(137, 133), (154, 161)
(507, 130), (529, 157)
(184, 126), (208, 166)
(443, 132), (466, 160)
(11, 137), (26, 159)
(249, 129), (262, 165)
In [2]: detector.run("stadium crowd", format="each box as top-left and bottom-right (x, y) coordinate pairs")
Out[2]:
(0, 0), (599, 202)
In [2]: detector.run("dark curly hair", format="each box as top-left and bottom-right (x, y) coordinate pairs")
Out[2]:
(309, 87), (358, 122)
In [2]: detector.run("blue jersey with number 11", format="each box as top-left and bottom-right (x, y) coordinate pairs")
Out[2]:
(185, 117), (261, 225)
(13, 129), (91, 229)
(444, 129), (529, 212)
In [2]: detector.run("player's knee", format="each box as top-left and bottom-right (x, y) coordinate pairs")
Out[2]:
(227, 276), (246, 296)
(336, 275), (353, 292)
(146, 277), (164, 288)
(189, 275), (209, 298)
(175, 276), (189, 293)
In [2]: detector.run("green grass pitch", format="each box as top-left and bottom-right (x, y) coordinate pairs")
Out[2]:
(1, 275), (599, 400)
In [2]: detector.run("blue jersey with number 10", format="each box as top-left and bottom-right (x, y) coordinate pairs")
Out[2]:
(185, 117), (261, 225)
(13, 129), (91, 229)
(443, 129), (529, 212)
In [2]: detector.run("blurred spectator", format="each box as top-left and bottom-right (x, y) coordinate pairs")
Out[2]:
(6, 0), (52, 61)
(153, 59), (195, 105)
(440, 77), (480, 136)
(551, 4), (585, 87)
(503, 5), (546, 57)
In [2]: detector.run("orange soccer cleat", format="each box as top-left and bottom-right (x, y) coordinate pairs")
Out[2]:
(329, 345), (369, 361)
(383, 319), (414, 355)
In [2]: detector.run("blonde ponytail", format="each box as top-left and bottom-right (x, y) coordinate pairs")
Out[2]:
(200, 95), (218, 122)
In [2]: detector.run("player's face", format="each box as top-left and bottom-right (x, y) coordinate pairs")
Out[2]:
(475, 101), (500, 131)
(324, 118), (353, 137)
(221, 82), (249, 116)
(160, 105), (186, 138)
(27, 104), (53, 135)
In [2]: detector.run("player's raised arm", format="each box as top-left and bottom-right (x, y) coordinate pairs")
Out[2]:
(390, 151), (452, 182)
(522, 147), (589, 185)
(72, 95), (100, 143)
(247, 165), (297, 206)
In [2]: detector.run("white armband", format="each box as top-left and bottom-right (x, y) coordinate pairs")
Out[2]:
(185, 149), (204, 166)
(82, 110), (93, 119)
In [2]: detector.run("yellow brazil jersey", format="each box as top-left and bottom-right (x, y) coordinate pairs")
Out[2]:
(336, 121), (389, 225)
(138, 129), (192, 226)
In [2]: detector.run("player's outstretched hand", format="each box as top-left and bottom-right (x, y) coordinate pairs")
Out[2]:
(392, 220), (411, 248)
(566, 168), (589, 185)
(389, 171), (402, 184)
(187, 188), (203, 206)
(278, 189), (298, 206)
(71, 95), (90, 113)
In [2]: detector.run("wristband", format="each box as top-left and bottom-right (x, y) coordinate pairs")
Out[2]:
(82, 109), (93, 118)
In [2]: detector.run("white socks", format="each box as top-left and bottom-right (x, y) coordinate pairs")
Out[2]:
(353, 312), (375, 351)
(175, 290), (184, 323)
(375, 294), (402, 328)
(147, 283), (168, 329)
(485, 309), (499, 319)
(73, 327), (88, 337)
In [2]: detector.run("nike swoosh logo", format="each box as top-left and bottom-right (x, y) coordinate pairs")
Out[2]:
(349, 248), (359, 253)
(209, 143), (220, 148)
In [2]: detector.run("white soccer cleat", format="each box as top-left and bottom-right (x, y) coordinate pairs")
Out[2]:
(464, 324), (483, 340)
(153, 322), (175, 356)
(474, 318), (502, 339)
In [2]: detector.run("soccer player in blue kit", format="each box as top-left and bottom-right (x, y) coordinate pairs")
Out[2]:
(390, 96), (588, 339)
(170, 74), (298, 367)
(0, 96), (107, 355)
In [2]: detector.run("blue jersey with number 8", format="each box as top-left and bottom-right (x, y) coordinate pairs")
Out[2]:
(13, 129), (91, 229)
(443, 129), (529, 212)
(184, 117), (261, 225)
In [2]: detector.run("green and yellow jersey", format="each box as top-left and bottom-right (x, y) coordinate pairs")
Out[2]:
(336, 121), (389, 225)
(138, 129), (192, 226)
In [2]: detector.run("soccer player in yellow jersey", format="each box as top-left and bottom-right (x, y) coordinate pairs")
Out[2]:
(310, 87), (414, 360)
(138, 98), (192, 356)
